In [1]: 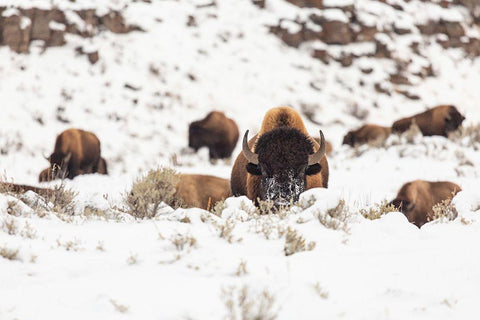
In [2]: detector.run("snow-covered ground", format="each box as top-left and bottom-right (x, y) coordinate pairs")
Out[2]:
(1, 0), (480, 319)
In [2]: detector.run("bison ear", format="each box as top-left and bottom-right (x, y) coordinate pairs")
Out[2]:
(246, 163), (262, 176)
(306, 163), (321, 176)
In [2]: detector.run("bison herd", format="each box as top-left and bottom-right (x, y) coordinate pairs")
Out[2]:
(1, 105), (467, 228)
(343, 105), (465, 147)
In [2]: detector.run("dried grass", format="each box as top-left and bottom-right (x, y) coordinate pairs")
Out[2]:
(125, 167), (181, 219)
(222, 285), (278, 320)
(360, 200), (397, 220)
(284, 227), (316, 256)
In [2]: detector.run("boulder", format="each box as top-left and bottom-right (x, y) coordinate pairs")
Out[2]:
(3, 11), (31, 53)
(286, 0), (322, 8)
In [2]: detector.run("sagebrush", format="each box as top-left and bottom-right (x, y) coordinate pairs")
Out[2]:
(125, 167), (182, 218)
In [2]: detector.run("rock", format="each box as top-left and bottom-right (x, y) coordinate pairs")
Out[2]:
(312, 48), (330, 64)
(3, 11), (31, 53)
(269, 21), (305, 48)
(48, 21), (66, 46)
(336, 53), (353, 67)
(321, 20), (352, 44)
(187, 15), (197, 27)
(101, 11), (131, 33)
(458, 0), (480, 23)
(374, 83), (391, 95)
(252, 0), (266, 8)
(286, 0), (322, 8)
(417, 19), (464, 38)
(374, 37), (391, 58)
(389, 73), (411, 85)
(87, 51), (99, 64)
(354, 24), (377, 42)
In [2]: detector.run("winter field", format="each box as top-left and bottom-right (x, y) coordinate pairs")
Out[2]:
(1, 0), (480, 319)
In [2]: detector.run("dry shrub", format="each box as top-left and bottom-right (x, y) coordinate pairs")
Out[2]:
(1, 217), (17, 235)
(126, 167), (181, 219)
(211, 199), (227, 217)
(236, 260), (248, 277)
(360, 200), (397, 220)
(313, 282), (329, 299)
(43, 181), (77, 215)
(431, 197), (458, 223)
(317, 199), (350, 231)
(449, 123), (480, 148)
(222, 285), (278, 320)
(20, 221), (37, 239)
(110, 299), (129, 313)
(0, 245), (19, 261)
(56, 238), (83, 251)
(218, 219), (239, 243)
(126, 253), (138, 265)
(83, 206), (108, 220)
(284, 227), (316, 256)
(170, 233), (197, 251)
(256, 199), (293, 217)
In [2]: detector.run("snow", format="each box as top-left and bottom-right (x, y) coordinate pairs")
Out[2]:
(1, 0), (480, 319)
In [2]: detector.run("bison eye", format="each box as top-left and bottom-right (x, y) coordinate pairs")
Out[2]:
(305, 163), (321, 176)
(246, 163), (262, 176)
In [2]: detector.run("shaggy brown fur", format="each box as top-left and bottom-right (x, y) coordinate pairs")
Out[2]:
(392, 105), (465, 137)
(40, 128), (105, 182)
(189, 111), (239, 160)
(389, 180), (461, 227)
(231, 106), (329, 205)
(342, 124), (391, 147)
(175, 174), (231, 210)
(0, 182), (52, 197)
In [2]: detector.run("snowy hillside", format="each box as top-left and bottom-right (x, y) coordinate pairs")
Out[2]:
(1, 0), (480, 319)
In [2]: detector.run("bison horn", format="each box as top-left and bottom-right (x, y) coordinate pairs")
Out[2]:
(242, 130), (259, 165)
(43, 153), (50, 161)
(308, 130), (326, 166)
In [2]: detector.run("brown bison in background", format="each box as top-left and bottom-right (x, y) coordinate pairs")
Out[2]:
(342, 124), (391, 147)
(389, 180), (461, 227)
(189, 111), (239, 160)
(0, 182), (52, 197)
(231, 106), (329, 207)
(39, 128), (107, 182)
(175, 174), (231, 210)
(392, 105), (465, 137)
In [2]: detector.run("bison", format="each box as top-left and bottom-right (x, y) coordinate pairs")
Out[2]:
(342, 124), (391, 147)
(392, 105), (465, 137)
(188, 111), (239, 160)
(175, 174), (231, 210)
(389, 180), (461, 227)
(39, 128), (107, 182)
(230, 106), (329, 207)
(0, 182), (52, 197)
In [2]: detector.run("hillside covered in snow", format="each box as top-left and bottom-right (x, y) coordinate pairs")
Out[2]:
(1, 0), (480, 319)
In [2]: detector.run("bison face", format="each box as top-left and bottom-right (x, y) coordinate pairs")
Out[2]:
(243, 128), (325, 206)
(389, 198), (415, 220)
(188, 123), (206, 151)
(47, 152), (72, 179)
(445, 106), (465, 134)
(342, 132), (354, 146)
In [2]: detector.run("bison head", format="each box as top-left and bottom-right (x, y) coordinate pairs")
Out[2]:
(445, 105), (465, 134)
(389, 198), (415, 219)
(243, 128), (326, 206)
(188, 122), (207, 151)
(45, 152), (72, 179)
(342, 131), (355, 146)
